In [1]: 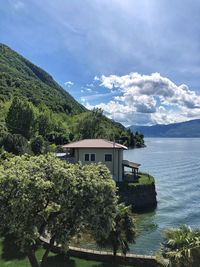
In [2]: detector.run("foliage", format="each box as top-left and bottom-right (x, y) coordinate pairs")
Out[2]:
(117, 173), (155, 191)
(161, 225), (200, 267)
(0, 237), (128, 267)
(37, 105), (54, 137)
(0, 43), (85, 114)
(96, 203), (135, 256)
(6, 96), (36, 139)
(31, 135), (45, 155)
(0, 154), (117, 267)
(134, 131), (145, 147)
(0, 43), (145, 151)
(74, 108), (105, 139)
(1, 133), (30, 155)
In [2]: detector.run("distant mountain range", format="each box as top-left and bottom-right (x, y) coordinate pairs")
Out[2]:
(130, 119), (200, 137)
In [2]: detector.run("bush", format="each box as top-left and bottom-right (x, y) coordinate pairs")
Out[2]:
(31, 135), (44, 155)
(2, 133), (30, 155)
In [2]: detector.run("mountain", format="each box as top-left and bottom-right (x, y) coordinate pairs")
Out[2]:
(0, 43), (85, 114)
(0, 43), (144, 148)
(130, 119), (200, 137)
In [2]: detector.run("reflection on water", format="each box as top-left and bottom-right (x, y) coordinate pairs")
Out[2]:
(125, 138), (200, 255)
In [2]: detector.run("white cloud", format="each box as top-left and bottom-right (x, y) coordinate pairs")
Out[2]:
(98, 72), (200, 109)
(64, 81), (74, 87)
(91, 72), (200, 126)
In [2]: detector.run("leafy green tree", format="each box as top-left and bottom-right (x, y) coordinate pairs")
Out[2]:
(2, 133), (30, 155)
(46, 131), (70, 145)
(75, 108), (105, 139)
(135, 132), (144, 147)
(37, 106), (54, 138)
(31, 136), (44, 155)
(161, 225), (200, 267)
(6, 97), (36, 139)
(96, 203), (135, 256)
(0, 154), (117, 267)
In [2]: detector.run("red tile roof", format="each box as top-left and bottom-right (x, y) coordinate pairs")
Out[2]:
(62, 139), (128, 149)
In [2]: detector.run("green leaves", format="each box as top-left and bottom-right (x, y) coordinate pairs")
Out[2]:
(0, 154), (117, 266)
(162, 225), (200, 267)
(6, 97), (36, 139)
(96, 203), (135, 256)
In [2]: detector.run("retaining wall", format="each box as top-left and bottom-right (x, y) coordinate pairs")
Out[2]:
(41, 237), (161, 267)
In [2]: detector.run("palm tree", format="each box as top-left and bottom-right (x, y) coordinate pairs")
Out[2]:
(96, 203), (135, 256)
(161, 225), (200, 267)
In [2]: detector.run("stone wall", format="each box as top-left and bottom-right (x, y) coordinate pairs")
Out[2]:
(117, 182), (157, 212)
(68, 246), (160, 267)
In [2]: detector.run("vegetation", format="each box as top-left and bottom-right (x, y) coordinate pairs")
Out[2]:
(0, 43), (144, 155)
(6, 97), (36, 138)
(0, 43), (85, 114)
(0, 237), (131, 267)
(31, 136), (45, 155)
(161, 225), (200, 267)
(96, 204), (135, 256)
(117, 173), (155, 190)
(0, 43), (145, 267)
(0, 154), (117, 267)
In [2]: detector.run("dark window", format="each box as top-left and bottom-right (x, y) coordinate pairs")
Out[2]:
(105, 154), (112, 162)
(85, 154), (89, 161)
(91, 154), (95, 161)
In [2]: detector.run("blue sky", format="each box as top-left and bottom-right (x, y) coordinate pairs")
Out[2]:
(1, 0), (200, 126)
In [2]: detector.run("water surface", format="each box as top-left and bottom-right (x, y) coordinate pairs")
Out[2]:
(124, 138), (200, 255)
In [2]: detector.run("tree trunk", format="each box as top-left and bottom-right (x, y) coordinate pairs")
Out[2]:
(113, 245), (117, 257)
(27, 250), (40, 267)
(41, 236), (55, 266)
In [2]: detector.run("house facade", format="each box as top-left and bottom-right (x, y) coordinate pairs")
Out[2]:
(62, 139), (127, 182)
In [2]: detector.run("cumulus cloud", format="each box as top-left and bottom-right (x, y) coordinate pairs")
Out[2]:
(64, 81), (74, 87)
(91, 72), (200, 126)
(98, 72), (200, 109)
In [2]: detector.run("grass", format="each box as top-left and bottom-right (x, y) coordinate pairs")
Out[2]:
(117, 172), (155, 190)
(0, 237), (130, 267)
(135, 172), (155, 186)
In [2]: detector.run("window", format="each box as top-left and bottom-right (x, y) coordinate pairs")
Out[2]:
(85, 154), (89, 161)
(85, 153), (95, 162)
(105, 154), (112, 162)
(91, 154), (95, 162)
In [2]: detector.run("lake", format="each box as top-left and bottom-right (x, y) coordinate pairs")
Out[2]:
(124, 138), (200, 255)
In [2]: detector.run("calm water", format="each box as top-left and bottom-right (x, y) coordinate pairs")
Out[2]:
(124, 138), (200, 255)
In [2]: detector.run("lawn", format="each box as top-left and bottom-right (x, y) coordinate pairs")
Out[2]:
(117, 172), (155, 190)
(136, 172), (155, 186)
(0, 237), (130, 267)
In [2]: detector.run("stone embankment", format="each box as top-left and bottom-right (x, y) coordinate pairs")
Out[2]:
(117, 182), (157, 211)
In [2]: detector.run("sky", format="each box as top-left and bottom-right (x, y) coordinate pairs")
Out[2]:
(1, 0), (200, 126)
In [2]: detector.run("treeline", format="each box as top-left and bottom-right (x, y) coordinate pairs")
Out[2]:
(0, 97), (144, 156)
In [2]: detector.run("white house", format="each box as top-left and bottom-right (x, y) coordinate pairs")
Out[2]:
(62, 139), (140, 182)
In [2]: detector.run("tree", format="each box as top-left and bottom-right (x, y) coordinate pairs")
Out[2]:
(96, 203), (135, 256)
(37, 106), (54, 138)
(0, 154), (117, 267)
(75, 108), (105, 139)
(161, 225), (200, 267)
(31, 136), (44, 155)
(6, 97), (36, 139)
(2, 133), (30, 155)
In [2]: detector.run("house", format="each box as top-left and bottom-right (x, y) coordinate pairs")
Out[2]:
(62, 139), (140, 182)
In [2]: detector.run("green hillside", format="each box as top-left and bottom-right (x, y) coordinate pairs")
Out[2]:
(0, 43), (144, 155)
(0, 43), (85, 114)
